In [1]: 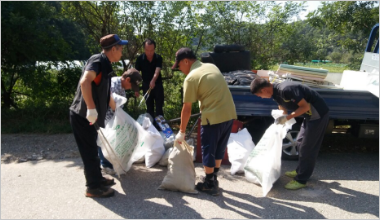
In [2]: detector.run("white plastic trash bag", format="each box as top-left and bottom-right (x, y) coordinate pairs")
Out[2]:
(135, 113), (166, 167)
(137, 113), (153, 130)
(227, 128), (256, 175)
(97, 93), (149, 176)
(244, 110), (296, 197)
(144, 123), (165, 168)
(158, 140), (198, 194)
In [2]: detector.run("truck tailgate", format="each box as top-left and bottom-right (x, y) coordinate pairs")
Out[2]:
(229, 86), (379, 120)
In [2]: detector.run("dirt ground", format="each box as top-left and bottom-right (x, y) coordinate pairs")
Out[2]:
(0, 132), (198, 164)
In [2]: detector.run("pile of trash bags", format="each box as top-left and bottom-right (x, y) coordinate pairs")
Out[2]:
(222, 70), (258, 85)
(97, 93), (195, 171)
(98, 94), (296, 196)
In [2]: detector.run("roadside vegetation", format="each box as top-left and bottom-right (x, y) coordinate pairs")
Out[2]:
(2, 1), (378, 133)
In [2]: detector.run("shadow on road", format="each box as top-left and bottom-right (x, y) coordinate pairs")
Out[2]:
(88, 164), (327, 219)
(270, 179), (379, 217)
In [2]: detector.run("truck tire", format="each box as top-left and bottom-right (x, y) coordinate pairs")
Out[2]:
(282, 130), (299, 160)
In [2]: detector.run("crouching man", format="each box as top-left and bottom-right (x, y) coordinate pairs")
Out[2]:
(250, 77), (329, 190)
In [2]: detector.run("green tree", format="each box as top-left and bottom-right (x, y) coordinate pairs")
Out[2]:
(307, 1), (379, 53)
(1, 2), (73, 109)
(119, 1), (203, 118)
(280, 21), (318, 64)
(62, 2), (121, 49)
(329, 51), (343, 63)
(194, 1), (305, 69)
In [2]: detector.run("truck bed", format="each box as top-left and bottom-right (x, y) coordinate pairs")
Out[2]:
(229, 85), (379, 120)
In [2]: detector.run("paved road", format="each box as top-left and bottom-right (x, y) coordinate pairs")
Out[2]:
(1, 151), (378, 219)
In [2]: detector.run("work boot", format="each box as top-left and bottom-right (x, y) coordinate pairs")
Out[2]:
(284, 180), (306, 190)
(101, 176), (116, 187)
(199, 175), (219, 190)
(85, 186), (115, 198)
(195, 179), (219, 196)
(285, 170), (297, 178)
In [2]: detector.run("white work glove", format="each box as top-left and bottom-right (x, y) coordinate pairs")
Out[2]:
(275, 115), (288, 125)
(175, 131), (186, 143)
(86, 108), (98, 124)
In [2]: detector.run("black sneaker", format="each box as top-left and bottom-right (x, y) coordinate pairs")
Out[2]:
(195, 180), (219, 196)
(85, 186), (115, 198)
(101, 177), (116, 187)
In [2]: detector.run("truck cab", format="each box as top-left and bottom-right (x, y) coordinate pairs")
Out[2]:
(360, 23), (379, 73)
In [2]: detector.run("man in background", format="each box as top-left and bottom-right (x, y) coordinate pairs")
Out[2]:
(135, 38), (164, 119)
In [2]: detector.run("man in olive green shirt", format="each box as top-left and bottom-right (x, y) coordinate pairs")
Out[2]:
(172, 48), (237, 196)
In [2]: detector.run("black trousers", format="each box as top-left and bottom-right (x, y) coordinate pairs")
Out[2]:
(294, 112), (330, 184)
(142, 82), (164, 118)
(69, 111), (104, 189)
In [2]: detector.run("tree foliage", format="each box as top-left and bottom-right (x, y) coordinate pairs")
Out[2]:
(2, 1), (379, 133)
(307, 1), (379, 53)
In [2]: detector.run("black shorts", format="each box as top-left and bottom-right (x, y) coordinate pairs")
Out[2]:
(201, 119), (234, 167)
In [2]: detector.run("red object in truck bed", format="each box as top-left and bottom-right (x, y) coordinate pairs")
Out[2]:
(196, 119), (243, 165)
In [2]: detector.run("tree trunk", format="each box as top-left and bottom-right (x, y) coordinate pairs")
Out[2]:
(1, 91), (17, 109)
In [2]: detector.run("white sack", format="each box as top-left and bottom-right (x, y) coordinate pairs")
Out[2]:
(227, 128), (256, 175)
(135, 113), (166, 167)
(244, 110), (296, 197)
(159, 144), (195, 167)
(158, 140), (198, 194)
(97, 94), (149, 176)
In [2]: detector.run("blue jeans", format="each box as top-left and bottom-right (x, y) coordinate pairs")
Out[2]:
(98, 147), (113, 169)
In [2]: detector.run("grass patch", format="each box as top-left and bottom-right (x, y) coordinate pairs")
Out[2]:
(2, 105), (72, 134)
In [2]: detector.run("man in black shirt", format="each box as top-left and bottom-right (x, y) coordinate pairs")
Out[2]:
(135, 38), (164, 119)
(69, 34), (128, 198)
(250, 78), (330, 190)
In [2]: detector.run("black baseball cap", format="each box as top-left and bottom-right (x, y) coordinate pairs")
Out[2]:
(100, 34), (128, 49)
(122, 68), (142, 92)
(171, 47), (197, 69)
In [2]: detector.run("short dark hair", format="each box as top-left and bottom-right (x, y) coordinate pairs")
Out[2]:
(121, 68), (142, 92)
(143, 38), (156, 49)
(250, 77), (271, 94)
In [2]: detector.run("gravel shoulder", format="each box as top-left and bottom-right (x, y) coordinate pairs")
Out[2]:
(1, 134), (80, 163)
